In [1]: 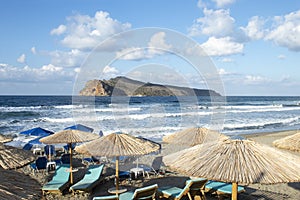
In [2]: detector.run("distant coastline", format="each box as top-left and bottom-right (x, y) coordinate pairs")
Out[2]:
(79, 76), (221, 97)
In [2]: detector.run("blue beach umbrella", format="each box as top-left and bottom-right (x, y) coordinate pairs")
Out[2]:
(20, 127), (54, 137)
(64, 124), (94, 133)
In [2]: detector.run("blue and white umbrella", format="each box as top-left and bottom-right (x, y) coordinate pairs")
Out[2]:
(64, 124), (93, 133)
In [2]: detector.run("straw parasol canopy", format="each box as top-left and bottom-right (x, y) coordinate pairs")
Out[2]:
(75, 132), (161, 193)
(273, 132), (300, 152)
(39, 129), (99, 144)
(0, 168), (41, 199)
(164, 139), (300, 200)
(40, 129), (99, 184)
(0, 135), (13, 143)
(162, 127), (228, 146)
(0, 143), (36, 170)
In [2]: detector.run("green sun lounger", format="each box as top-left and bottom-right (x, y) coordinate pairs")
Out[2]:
(118, 184), (158, 200)
(42, 164), (70, 194)
(158, 178), (207, 200)
(70, 164), (104, 193)
(93, 195), (118, 200)
(205, 181), (245, 196)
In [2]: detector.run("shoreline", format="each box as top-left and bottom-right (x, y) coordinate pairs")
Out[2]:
(243, 129), (299, 147)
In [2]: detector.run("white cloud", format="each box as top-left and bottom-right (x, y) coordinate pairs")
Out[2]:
(218, 68), (231, 75)
(148, 32), (172, 56)
(278, 54), (286, 60)
(52, 11), (131, 50)
(41, 64), (63, 72)
(74, 68), (81, 73)
(197, 0), (207, 8)
(220, 57), (234, 62)
(116, 32), (172, 60)
(266, 10), (300, 51)
(201, 36), (244, 56)
(31, 47), (37, 55)
(244, 75), (270, 85)
(189, 8), (235, 38)
(0, 63), (73, 83)
(116, 47), (149, 60)
(17, 54), (26, 63)
(103, 65), (119, 74)
(49, 49), (86, 68)
(241, 16), (266, 40)
(212, 0), (236, 8)
(50, 24), (67, 35)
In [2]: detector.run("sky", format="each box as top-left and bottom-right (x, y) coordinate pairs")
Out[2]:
(0, 0), (300, 96)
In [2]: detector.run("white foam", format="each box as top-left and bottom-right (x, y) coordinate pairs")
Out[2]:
(223, 116), (299, 130)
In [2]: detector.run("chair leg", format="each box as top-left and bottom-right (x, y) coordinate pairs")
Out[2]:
(187, 192), (193, 200)
(199, 190), (206, 200)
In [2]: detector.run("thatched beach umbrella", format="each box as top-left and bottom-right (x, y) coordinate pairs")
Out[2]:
(75, 132), (161, 193)
(40, 129), (99, 184)
(273, 132), (300, 152)
(163, 127), (227, 146)
(0, 135), (13, 143)
(0, 168), (41, 199)
(163, 139), (300, 200)
(0, 143), (36, 169)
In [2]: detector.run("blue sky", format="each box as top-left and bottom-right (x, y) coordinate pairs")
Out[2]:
(0, 0), (300, 96)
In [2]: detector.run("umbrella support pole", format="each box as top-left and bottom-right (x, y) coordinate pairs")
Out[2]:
(69, 143), (73, 184)
(116, 156), (119, 195)
(232, 182), (238, 200)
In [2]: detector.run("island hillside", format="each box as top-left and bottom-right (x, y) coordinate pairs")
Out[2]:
(79, 76), (221, 96)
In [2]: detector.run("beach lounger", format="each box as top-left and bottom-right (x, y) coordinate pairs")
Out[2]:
(157, 178), (207, 200)
(205, 181), (245, 198)
(142, 156), (164, 177)
(42, 164), (70, 194)
(30, 156), (48, 174)
(186, 178), (208, 200)
(93, 195), (118, 200)
(61, 153), (70, 164)
(118, 184), (158, 200)
(69, 164), (105, 193)
(82, 156), (100, 165)
(44, 145), (56, 159)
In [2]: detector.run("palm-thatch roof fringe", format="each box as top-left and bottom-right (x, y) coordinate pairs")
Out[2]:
(0, 135), (13, 143)
(0, 168), (41, 199)
(162, 127), (228, 146)
(40, 129), (99, 144)
(164, 139), (300, 184)
(0, 144), (36, 169)
(75, 132), (160, 157)
(273, 132), (300, 152)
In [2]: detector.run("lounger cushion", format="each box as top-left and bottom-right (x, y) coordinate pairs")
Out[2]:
(93, 195), (118, 200)
(119, 184), (158, 200)
(206, 181), (245, 194)
(42, 164), (70, 192)
(70, 164), (104, 191)
(157, 186), (182, 197)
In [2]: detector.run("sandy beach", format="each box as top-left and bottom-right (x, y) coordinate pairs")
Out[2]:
(1, 129), (299, 200)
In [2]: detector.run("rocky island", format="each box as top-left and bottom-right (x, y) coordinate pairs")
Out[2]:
(79, 76), (221, 96)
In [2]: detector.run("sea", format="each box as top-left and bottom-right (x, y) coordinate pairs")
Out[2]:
(1, 96), (300, 142)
